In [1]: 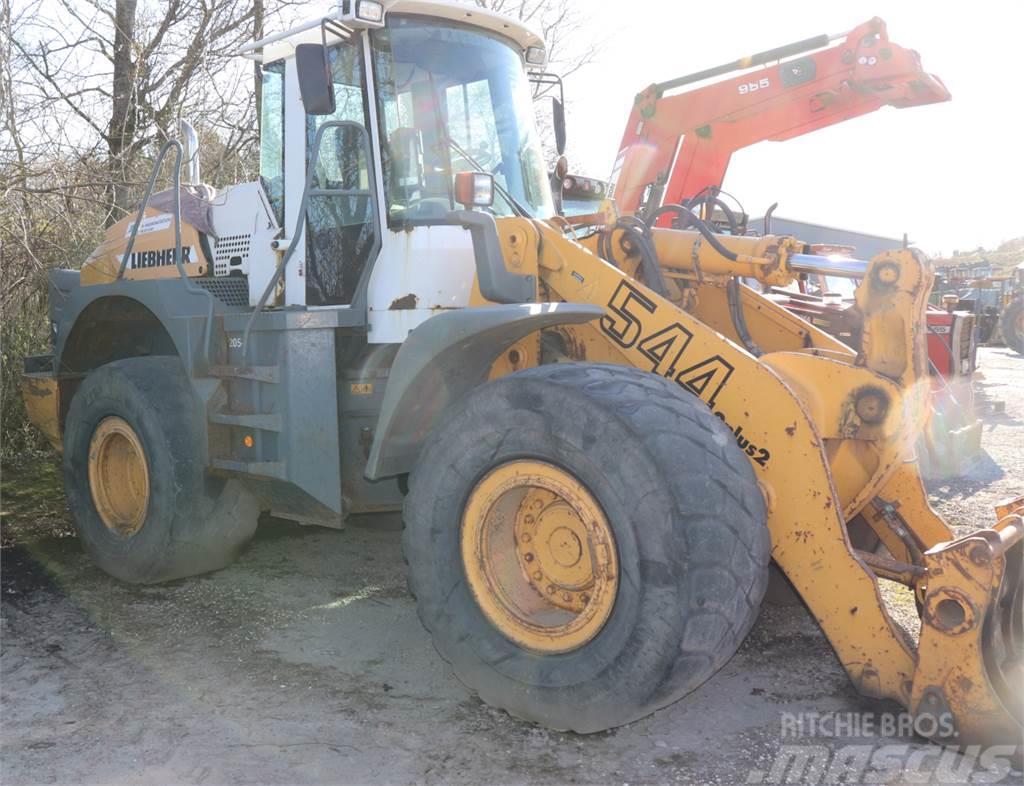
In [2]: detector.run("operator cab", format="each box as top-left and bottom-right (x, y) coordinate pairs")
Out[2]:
(239, 0), (553, 340)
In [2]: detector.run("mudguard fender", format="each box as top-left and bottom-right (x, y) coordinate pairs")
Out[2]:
(365, 302), (602, 480)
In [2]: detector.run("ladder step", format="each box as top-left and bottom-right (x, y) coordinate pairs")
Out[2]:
(207, 364), (279, 383)
(209, 412), (283, 432)
(211, 459), (286, 479)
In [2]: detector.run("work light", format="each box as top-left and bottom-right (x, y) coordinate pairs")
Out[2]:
(339, 0), (385, 28)
(525, 46), (546, 67)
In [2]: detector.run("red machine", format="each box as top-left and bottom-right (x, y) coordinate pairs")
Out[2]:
(608, 17), (950, 216)
(557, 23), (975, 452)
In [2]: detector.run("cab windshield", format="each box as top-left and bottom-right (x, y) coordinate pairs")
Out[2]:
(371, 16), (554, 223)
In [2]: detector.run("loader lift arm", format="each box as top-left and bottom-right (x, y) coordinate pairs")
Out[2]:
(610, 17), (950, 216)
(479, 210), (1023, 751)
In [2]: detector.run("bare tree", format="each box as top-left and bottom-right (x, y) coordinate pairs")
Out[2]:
(8, 0), (290, 223)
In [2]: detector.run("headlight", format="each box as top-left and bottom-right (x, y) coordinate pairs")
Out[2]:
(454, 172), (494, 209)
(525, 46), (546, 67)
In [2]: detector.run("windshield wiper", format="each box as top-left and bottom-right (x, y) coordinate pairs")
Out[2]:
(444, 136), (529, 218)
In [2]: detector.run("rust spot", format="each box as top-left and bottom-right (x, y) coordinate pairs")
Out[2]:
(389, 294), (418, 310)
(955, 675), (974, 695)
(850, 606), (858, 615)
(824, 498), (832, 509)
(785, 423), (796, 437)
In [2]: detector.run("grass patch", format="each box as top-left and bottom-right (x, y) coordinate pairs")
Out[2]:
(1, 454), (73, 547)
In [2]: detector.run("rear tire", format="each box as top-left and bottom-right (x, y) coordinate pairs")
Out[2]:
(1001, 297), (1024, 355)
(403, 363), (770, 732)
(63, 357), (259, 584)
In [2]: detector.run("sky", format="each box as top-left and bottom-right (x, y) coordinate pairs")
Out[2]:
(558, 0), (1024, 256)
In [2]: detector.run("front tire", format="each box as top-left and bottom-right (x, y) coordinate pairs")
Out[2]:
(63, 357), (259, 584)
(1001, 296), (1024, 355)
(403, 363), (770, 732)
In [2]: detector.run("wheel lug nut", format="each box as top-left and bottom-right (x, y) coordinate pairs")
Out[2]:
(521, 533), (531, 543)
(524, 553), (534, 562)
(581, 593), (590, 604)
(525, 515), (535, 524)
(562, 592), (572, 602)
(546, 585), (555, 595)
(533, 571), (542, 580)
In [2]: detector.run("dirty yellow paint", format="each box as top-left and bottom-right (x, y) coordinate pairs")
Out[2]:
(81, 208), (207, 286)
(20, 374), (61, 452)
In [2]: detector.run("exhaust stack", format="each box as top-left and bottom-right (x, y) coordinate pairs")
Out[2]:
(179, 119), (200, 184)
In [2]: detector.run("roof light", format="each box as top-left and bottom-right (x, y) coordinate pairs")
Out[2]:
(356, 0), (383, 23)
(525, 46), (547, 67)
(339, 0), (385, 28)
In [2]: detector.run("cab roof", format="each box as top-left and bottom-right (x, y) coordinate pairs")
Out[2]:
(243, 0), (545, 63)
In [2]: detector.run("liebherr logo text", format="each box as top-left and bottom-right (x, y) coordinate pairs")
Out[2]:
(600, 280), (771, 467)
(124, 246), (195, 269)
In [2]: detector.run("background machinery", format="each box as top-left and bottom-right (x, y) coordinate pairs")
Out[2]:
(934, 261), (1024, 355)
(551, 21), (981, 474)
(20, 0), (1022, 753)
(607, 17), (949, 219)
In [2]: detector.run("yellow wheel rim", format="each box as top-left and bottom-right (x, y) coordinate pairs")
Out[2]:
(461, 460), (619, 654)
(88, 416), (150, 536)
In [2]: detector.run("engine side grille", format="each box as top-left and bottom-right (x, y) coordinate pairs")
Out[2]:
(195, 276), (249, 307)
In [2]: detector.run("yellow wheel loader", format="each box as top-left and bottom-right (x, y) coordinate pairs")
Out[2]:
(21, 0), (1022, 751)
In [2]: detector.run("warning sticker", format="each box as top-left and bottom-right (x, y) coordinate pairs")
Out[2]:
(125, 213), (174, 237)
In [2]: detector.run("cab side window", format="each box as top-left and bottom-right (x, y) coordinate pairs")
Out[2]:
(259, 61), (285, 227)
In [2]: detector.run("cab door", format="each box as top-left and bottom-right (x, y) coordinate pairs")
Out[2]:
(304, 41), (380, 308)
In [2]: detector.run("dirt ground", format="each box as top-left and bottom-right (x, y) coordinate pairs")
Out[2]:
(2, 347), (1022, 786)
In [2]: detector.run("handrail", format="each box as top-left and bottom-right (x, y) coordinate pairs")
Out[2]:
(118, 140), (184, 281)
(117, 139), (217, 370)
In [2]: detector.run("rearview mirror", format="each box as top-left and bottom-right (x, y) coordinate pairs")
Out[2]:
(295, 43), (336, 115)
(552, 97), (566, 156)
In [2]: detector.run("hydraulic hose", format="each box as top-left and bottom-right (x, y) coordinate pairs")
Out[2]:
(639, 204), (762, 355)
(683, 193), (739, 236)
(600, 216), (669, 296)
(647, 204), (741, 262)
(726, 278), (764, 357)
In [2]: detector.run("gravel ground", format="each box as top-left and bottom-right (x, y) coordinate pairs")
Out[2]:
(1, 347), (1021, 786)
